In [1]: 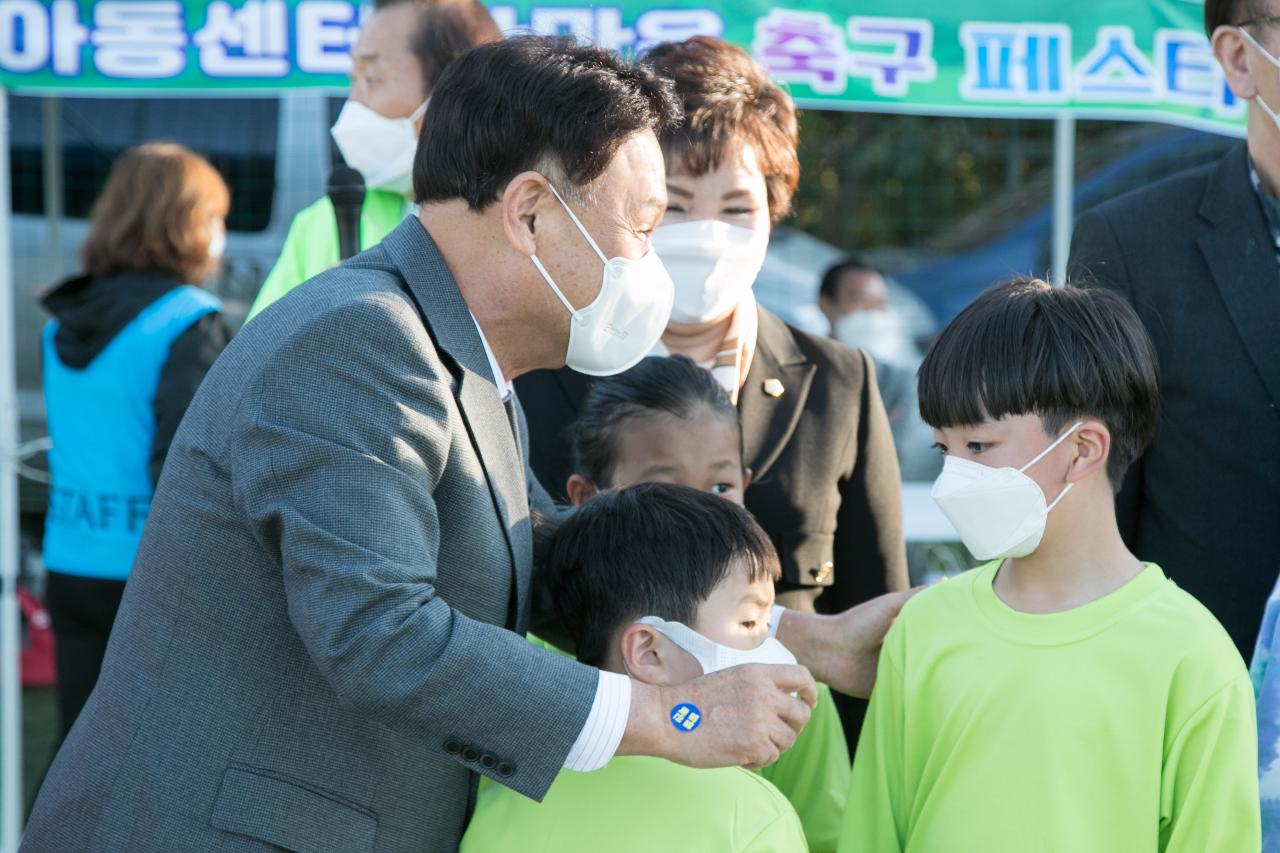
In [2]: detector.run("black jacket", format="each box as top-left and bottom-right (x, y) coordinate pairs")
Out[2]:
(1069, 142), (1280, 659)
(42, 271), (231, 486)
(516, 306), (909, 610)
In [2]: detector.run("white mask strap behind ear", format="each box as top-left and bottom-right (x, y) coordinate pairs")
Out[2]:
(1238, 27), (1280, 127)
(544, 181), (609, 265)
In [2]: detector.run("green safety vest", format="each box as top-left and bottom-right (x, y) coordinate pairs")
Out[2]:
(246, 188), (409, 322)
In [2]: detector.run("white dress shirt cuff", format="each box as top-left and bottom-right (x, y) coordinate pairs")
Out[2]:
(768, 604), (787, 639)
(563, 670), (631, 772)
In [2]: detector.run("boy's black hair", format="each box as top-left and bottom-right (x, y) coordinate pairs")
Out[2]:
(545, 483), (779, 667)
(819, 253), (885, 302)
(918, 277), (1160, 489)
(573, 355), (740, 487)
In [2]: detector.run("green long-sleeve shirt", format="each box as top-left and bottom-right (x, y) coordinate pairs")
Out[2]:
(842, 561), (1260, 853)
(246, 189), (409, 323)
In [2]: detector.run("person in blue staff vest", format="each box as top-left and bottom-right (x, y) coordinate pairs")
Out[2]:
(40, 142), (232, 737)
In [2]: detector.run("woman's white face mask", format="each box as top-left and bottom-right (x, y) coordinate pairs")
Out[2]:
(653, 220), (769, 324)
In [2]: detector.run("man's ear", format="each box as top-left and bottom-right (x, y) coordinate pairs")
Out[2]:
(1213, 25), (1260, 100)
(566, 474), (598, 508)
(501, 171), (553, 257)
(1066, 421), (1110, 484)
(618, 624), (671, 686)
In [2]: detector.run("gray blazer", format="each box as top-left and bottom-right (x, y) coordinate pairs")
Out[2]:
(22, 218), (599, 853)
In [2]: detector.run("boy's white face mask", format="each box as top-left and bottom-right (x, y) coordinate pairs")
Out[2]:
(636, 616), (796, 675)
(930, 421), (1083, 562)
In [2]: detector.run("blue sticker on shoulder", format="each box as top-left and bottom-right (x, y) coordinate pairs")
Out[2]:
(670, 703), (702, 732)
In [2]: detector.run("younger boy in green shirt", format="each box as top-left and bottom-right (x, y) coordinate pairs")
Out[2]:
(463, 483), (808, 852)
(841, 278), (1259, 852)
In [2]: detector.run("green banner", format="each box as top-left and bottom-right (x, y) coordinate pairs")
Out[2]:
(0, 0), (1246, 136)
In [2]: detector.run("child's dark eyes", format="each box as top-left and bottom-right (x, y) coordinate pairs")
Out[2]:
(740, 620), (757, 630)
(710, 483), (733, 495)
(932, 440), (991, 455)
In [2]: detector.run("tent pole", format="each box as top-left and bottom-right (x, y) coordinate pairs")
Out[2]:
(42, 97), (62, 281)
(1051, 112), (1076, 287)
(0, 85), (25, 853)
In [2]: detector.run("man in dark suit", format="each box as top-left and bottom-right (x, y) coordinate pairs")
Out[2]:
(21, 38), (911, 853)
(1069, 0), (1280, 659)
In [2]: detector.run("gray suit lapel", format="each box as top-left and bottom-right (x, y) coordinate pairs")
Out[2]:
(380, 218), (532, 626)
(1197, 146), (1280, 411)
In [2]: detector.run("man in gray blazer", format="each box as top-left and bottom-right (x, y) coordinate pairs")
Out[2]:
(23, 37), (905, 853)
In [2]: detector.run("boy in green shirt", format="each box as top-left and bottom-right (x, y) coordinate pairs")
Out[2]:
(562, 355), (848, 851)
(841, 278), (1259, 852)
(463, 483), (807, 852)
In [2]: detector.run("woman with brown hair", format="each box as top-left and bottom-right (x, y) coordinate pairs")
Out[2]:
(40, 142), (231, 736)
(515, 36), (907, 850)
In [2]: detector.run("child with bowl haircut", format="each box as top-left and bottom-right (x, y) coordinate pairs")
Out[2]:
(841, 279), (1259, 852)
(462, 484), (808, 852)
(565, 355), (850, 851)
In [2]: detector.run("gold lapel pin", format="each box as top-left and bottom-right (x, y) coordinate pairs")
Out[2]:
(762, 378), (785, 398)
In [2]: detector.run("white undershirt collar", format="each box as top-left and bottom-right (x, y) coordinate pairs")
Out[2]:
(470, 314), (512, 401)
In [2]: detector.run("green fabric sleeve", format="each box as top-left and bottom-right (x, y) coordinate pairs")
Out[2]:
(246, 201), (334, 322)
(742, 801), (810, 853)
(839, 639), (906, 853)
(1159, 674), (1261, 852)
(758, 684), (849, 853)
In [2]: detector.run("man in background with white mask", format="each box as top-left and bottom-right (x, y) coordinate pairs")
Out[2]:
(463, 484), (809, 853)
(843, 277), (1258, 853)
(1070, 0), (1280, 663)
(245, 0), (500, 321)
(819, 255), (939, 481)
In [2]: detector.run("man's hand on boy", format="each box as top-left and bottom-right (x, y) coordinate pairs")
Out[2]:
(618, 664), (818, 770)
(776, 588), (918, 698)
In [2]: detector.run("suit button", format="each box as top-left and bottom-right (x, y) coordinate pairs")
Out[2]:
(480, 753), (498, 770)
(462, 747), (480, 763)
(496, 761), (515, 778)
(444, 738), (462, 755)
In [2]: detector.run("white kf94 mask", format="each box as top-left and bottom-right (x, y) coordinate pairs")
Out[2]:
(636, 616), (797, 676)
(930, 421), (1083, 562)
(329, 99), (428, 195)
(530, 183), (675, 376)
(653, 220), (769, 324)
